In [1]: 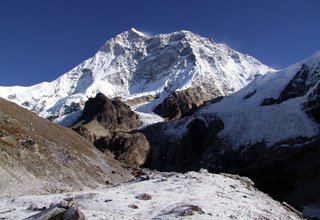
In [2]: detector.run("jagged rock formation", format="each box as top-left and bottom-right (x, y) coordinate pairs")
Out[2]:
(0, 29), (272, 126)
(0, 98), (132, 198)
(72, 93), (140, 136)
(261, 63), (320, 106)
(72, 93), (149, 167)
(153, 87), (222, 120)
(153, 90), (197, 120)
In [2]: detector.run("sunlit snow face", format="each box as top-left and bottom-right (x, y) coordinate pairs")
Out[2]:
(0, 29), (272, 127)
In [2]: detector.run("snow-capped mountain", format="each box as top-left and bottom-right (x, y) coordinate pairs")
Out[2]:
(0, 28), (273, 126)
(199, 50), (320, 148)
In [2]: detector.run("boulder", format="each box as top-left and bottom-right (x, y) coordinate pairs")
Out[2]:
(26, 200), (86, 220)
(25, 206), (66, 220)
(63, 205), (85, 220)
(135, 193), (152, 200)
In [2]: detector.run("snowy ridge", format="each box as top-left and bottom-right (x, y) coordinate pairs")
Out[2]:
(0, 170), (302, 220)
(200, 50), (320, 148)
(0, 29), (273, 126)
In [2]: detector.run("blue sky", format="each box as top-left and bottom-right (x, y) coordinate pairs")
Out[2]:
(1, 0), (320, 86)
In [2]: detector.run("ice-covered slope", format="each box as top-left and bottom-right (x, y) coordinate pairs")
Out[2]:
(199, 50), (320, 148)
(0, 170), (302, 220)
(0, 28), (273, 126)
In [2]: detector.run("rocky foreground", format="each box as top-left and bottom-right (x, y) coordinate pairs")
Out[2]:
(0, 170), (302, 220)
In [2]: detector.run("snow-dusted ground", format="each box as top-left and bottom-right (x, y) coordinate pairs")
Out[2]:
(0, 28), (273, 127)
(0, 170), (302, 220)
(199, 50), (320, 148)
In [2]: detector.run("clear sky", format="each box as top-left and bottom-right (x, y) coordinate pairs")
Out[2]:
(1, 0), (320, 86)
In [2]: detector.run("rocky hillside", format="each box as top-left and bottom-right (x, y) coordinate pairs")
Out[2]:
(0, 29), (273, 126)
(0, 98), (132, 198)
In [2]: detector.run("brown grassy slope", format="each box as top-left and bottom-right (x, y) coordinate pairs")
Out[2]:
(0, 98), (132, 198)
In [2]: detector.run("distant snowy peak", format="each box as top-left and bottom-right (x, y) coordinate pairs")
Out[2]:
(0, 29), (273, 125)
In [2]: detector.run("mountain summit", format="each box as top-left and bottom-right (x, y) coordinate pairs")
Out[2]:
(0, 29), (273, 126)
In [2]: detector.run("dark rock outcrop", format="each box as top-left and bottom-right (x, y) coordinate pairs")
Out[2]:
(95, 132), (150, 167)
(243, 90), (256, 99)
(141, 117), (224, 171)
(74, 93), (141, 132)
(153, 90), (197, 120)
(261, 64), (320, 106)
(153, 87), (222, 120)
(72, 93), (149, 167)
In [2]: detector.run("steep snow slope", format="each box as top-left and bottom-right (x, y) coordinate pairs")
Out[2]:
(199, 50), (320, 148)
(0, 170), (302, 220)
(0, 28), (273, 126)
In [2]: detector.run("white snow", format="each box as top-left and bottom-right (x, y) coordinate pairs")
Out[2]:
(0, 170), (302, 220)
(200, 53), (320, 148)
(134, 111), (164, 129)
(0, 29), (273, 126)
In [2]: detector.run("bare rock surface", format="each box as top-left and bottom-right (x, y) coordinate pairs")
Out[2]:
(72, 93), (150, 167)
(95, 131), (150, 167)
(73, 93), (141, 133)
(153, 87), (220, 120)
